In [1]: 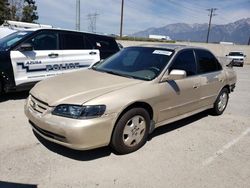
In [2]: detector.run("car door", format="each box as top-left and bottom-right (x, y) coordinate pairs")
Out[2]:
(11, 30), (62, 86)
(86, 34), (120, 59)
(195, 49), (225, 107)
(60, 32), (100, 73)
(157, 49), (202, 122)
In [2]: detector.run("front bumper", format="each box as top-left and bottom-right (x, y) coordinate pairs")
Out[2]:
(232, 59), (244, 66)
(24, 98), (117, 150)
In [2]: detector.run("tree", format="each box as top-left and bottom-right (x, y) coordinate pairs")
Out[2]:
(0, 0), (39, 24)
(21, 0), (38, 23)
(0, 0), (10, 24)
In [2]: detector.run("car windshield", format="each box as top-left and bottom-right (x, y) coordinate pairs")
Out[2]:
(229, 52), (244, 56)
(0, 31), (32, 51)
(92, 47), (174, 81)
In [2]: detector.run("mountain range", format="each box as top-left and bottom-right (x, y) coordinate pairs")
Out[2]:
(132, 18), (250, 45)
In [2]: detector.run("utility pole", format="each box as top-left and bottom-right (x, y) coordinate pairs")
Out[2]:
(120, 0), (124, 38)
(87, 12), (99, 33)
(76, 0), (80, 30)
(206, 8), (217, 43)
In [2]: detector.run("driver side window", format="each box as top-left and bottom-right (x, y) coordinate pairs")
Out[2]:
(169, 50), (197, 76)
(26, 32), (58, 51)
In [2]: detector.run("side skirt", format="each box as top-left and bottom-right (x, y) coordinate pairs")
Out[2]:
(154, 105), (213, 129)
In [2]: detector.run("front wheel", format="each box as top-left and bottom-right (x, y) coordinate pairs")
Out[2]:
(111, 108), (150, 154)
(211, 88), (229, 115)
(0, 81), (3, 95)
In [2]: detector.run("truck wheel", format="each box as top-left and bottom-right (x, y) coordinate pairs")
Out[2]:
(211, 88), (229, 115)
(111, 108), (150, 154)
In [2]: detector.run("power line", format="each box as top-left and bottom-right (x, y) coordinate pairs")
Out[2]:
(87, 12), (99, 33)
(206, 8), (217, 43)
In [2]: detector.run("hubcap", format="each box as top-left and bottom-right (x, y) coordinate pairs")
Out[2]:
(122, 115), (146, 147)
(218, 92), (228, 112)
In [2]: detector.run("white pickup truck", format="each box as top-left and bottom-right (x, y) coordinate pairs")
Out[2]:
(226, 51), (246, 67)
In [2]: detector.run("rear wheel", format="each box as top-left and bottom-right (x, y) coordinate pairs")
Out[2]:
(111, 108), (150, 154)
(211, 88), (229, 115)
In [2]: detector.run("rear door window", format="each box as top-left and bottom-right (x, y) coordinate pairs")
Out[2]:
(61, 33), (86, 50)
(195, 49), (222, 74)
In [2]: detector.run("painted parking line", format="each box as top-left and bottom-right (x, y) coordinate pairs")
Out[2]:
(202, 127), (250, 166)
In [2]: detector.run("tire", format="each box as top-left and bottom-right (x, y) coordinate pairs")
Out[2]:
(211, 88), (229, 115)
(0, 81), (2, 95)
(111, 108), (150, 154)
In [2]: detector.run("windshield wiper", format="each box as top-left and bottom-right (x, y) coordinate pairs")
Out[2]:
(96, 69), (137, 79)
(104, 70), (136, 79)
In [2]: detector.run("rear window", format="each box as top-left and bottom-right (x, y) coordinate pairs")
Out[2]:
(87, 34), (119, 51)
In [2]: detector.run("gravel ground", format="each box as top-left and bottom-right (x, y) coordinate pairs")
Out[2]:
(0, 66), (249, 188)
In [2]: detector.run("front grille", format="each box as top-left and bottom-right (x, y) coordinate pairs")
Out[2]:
(30, 121), (67, 142)
(29, 95), (49, 114)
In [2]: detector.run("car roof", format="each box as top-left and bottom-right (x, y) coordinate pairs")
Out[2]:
(15, 28), (115, 38)
(229, 51), (244, 53)
(130, 43), (207, 51)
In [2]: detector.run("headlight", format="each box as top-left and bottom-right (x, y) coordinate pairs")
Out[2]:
(52, 104), (106, 119)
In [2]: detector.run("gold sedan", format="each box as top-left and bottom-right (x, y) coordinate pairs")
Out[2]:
(25, 45), (237, 154)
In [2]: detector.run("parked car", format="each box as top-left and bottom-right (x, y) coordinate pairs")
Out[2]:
(0, 28), (120, 94)
(226, 51), (246, 67)
(25, 45), (237, 154)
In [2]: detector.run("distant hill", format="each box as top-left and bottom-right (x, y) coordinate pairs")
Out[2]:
(132, 18), (250, 45)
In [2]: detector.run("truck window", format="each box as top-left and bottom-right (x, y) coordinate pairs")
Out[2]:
(26, 32), (58, 50)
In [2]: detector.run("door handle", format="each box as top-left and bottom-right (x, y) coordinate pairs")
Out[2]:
(89, 51), (97, 55)
(193, 84), (199, 89)
(48, 53), (59, 58)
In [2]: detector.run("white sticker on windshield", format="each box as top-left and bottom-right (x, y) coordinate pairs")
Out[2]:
(153, 50), (172, 56)
(18, 32), (28, 36)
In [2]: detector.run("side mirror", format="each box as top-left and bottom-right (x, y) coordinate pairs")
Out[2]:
(18, 43), (33, 51)
(161, 69), (187, 82)
(89, 59), (104, 68)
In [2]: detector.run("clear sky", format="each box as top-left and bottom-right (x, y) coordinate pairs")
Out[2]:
(36, 0), (250, 35)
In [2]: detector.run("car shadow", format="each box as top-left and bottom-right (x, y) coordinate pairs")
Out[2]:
(0, 181), (37, 188)
(33, 111), (209, 160)
(148, 110), (209, 140)
(33, 131), (112, 161)
(0, 91), (29, 102)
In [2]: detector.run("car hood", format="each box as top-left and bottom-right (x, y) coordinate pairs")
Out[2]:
(30, 69), (143, 106)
